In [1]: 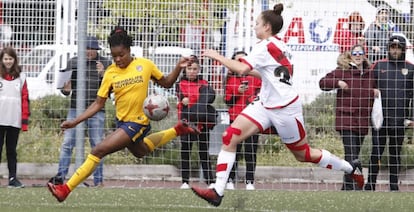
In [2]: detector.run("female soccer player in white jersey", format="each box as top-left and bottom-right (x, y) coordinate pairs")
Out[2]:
(191, 3), (364, 207)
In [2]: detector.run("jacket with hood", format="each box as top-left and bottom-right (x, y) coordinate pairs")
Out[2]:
(372, 44), (414, 127)
(319, 52), (377, 135)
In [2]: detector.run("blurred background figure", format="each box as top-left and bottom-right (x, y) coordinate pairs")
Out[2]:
(0, 47), (30, 188)
(48, 36), (111, 187)
(365, 35), (414, 191)
(334, 11), (366, 53)
(319, 44), (378, 190)
(364, 5), (398, 62)
(176, 56), (216, 189)
(224, 51), (261, 190)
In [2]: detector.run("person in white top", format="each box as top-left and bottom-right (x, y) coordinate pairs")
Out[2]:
(0, 47), (30, 188)
(191, 3), (365, 207)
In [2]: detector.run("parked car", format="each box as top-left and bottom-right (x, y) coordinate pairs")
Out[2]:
(20, 44), (110, 99)
(20, 44), (78, 99)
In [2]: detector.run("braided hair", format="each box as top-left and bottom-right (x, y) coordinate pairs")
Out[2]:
(107, 26), (133, 48)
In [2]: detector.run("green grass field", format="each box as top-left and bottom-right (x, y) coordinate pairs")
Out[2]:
(0, 187), (413, 212)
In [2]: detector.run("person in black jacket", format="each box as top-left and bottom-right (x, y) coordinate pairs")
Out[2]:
(176, 57), (216, 189)
(365, 34), (414, 191)
(225, 51), (261, 190)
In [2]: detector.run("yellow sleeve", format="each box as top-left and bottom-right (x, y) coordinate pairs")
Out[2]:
(150, 61), (164, 81)
(97, 64), (115, 98)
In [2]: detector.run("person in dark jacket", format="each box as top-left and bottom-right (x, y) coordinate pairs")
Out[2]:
(225, 51), (261, 190)
(365, 34), (414, 191)
(48, 36), (111, 187)
(364, 5), (397, 62)
(176, 57), (216, 189)
(319, 44), (379, 190)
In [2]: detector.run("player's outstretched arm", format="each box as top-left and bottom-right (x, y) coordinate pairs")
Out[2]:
(60, 96), (107, 130)
(202, 49), (250, 75)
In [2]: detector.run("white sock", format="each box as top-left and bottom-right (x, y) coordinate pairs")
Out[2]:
(214, 150), (236, 196)
(317, 149), (353, 173)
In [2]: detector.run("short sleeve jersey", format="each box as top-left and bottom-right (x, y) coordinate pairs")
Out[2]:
(97, 57), (164, 125)
(239, 36), (297, 108)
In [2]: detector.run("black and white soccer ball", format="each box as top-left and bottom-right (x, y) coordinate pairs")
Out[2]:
(143, 94), (170, 121)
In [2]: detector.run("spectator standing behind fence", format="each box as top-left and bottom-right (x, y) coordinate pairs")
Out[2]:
(224, 51), (261, 190)
(48, 36), (111, 187)
(319, 44), (379, 190)
(176, 57), (216, 189)
(365, 35), (414, 191)
(46, 27), (200, 203)
(334, 11), (366, 53)
(0, 47), (30, 188)
(364, 5), (397, 62)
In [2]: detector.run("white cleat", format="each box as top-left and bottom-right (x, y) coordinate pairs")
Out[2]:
(246, 183), (255, 190)
(180, 182), (190, 189)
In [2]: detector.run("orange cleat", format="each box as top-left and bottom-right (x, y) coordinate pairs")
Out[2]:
(191, 186), (223, 207)
(47, 182), (71, 202)
(349, 159), (364, 189)
(174, 119), (200, 136)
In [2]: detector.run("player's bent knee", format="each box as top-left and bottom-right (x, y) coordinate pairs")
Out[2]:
(90, 146), (108, 159)
(129, 142), (150, 158)
(285, 142), (312, 162)
(222, 126), (242, 146)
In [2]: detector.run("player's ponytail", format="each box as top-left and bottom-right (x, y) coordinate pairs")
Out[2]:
(273, 3), (283, 16)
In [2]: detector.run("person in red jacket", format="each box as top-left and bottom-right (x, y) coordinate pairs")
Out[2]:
(224, 51), (261, 190)
(334, 11), (366, 53)
(0, 47), (30, 188)
(176, 56), (215, 189)
(319, 44), (379, 190)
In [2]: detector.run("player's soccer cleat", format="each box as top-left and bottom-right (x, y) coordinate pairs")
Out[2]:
(47, 182), (71, 202)
(174, 119), (200, 136)
(349, 159), (364, 189)
(191, 186), (223, 207)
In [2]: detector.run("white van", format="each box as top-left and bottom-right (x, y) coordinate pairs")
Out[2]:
(147, 46), (194, 97)
(21, 44), (111, 100)
(20, 44), (77, 99)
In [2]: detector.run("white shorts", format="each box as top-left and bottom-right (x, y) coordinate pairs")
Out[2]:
(240, 98), (306, 144)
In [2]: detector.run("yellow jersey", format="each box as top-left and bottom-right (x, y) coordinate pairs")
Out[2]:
(97, 57), (164, 125)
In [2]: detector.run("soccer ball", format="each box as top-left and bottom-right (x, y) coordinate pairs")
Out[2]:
(143, 94), (170, 121)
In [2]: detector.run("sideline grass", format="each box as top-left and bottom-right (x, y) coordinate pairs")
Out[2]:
(0, 187), (414, 212)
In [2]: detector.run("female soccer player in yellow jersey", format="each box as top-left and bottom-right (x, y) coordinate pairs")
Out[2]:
(47, 26), (200, 202)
